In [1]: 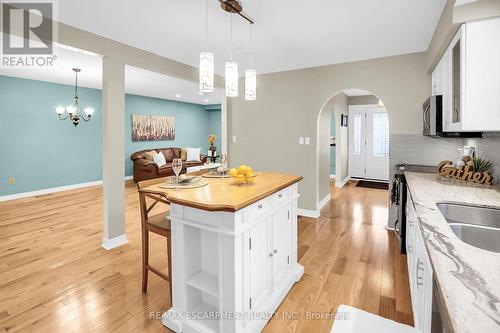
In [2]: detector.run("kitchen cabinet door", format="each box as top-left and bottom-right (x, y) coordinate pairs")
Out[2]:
(463, 17), (500, 131)
(416, 227), (433, 333)
(270, 204), (292, 293)
(249, 217), (271, 312)
(431, 58), (444, 96)
(443, 26), (464, 132)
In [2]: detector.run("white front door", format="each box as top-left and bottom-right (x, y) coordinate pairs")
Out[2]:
(348, 105), (389, 180)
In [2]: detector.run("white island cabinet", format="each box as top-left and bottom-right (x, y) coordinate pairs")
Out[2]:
(151, 173), (304, 333)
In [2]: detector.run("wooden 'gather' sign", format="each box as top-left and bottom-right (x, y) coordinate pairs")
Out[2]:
(438, 161), (493, 185)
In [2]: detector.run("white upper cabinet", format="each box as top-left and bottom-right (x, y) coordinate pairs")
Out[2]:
(437, 17), (500, 132)
(431, 57), (444, 96)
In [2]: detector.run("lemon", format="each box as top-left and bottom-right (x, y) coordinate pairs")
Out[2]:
(237, 165), (248, 175)
(245, 167), (254, 177)
(229, 168), (238, 178)
(235, 174), (246, 185)
(245, 176), (255, 184)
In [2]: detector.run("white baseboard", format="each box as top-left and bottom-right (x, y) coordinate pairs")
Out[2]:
(335, 176), (350, 188)
(101, 234), (128, 250)
(330, 174), (336, 179)
(297, 208), (320, 218)
(318, 193), (331, 211)
(0, 180), (102, 202)
(124, 175), (133, 181)
(0, 176), (134, 202)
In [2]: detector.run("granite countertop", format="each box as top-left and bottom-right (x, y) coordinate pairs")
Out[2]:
(405, 172), (500, 332)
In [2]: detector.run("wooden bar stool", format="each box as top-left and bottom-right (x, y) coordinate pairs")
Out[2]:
(137, 177), (173, 303)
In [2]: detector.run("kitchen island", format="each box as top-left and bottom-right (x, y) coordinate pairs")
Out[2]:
(144, 172), (303, 333)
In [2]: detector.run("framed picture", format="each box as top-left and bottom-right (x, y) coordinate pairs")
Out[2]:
(132, 114), (175, 141)
(341, 114), (348, 127)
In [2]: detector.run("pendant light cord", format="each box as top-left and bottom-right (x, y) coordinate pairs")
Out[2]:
(230, 14), (233, 61)
(204, 0), (208, 50)
(249, 23), (253, 68)
(74, 71), (78, 98)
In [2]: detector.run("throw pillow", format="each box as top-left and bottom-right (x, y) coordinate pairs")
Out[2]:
(153, 151), (167, 167)
(180, 148), (187, 161)
(144, 150), (157, 161)
(186, 147), (201, 162)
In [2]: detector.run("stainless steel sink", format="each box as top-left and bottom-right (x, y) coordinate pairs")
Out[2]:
(437, 203), (500, 253)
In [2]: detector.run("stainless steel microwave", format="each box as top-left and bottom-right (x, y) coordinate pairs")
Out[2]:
(423, 95), (482, 138)
(423, 95), (443, 137)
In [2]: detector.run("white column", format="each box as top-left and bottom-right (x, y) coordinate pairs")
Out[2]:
(101, 56), (127, 250)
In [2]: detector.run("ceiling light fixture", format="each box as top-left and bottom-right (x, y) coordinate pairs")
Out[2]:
(199, 0), (214, 93)
(55, 68), (94, 127)
(176, 94), (181, 98)
(225, 14), (238, 97)
(245, 23), (256, 101)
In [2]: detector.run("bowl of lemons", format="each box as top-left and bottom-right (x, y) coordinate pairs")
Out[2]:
(229, 165), (256, 185)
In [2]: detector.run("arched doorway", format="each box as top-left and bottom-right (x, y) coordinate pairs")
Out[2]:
(316, 89), (389, 210)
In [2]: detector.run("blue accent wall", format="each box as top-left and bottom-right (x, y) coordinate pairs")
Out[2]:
(0, 75), (221, 196)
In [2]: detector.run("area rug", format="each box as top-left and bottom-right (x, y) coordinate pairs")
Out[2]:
(355, 180), (389, 190)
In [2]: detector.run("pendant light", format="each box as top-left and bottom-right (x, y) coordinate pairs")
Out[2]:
(225, 14), (238, 97)
(245, 23), (256, 101)
(199, 0), (214, 93)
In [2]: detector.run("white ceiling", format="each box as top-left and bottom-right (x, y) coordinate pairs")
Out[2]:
(342, 88), (374, 97)
(0, 37), (223, 105)
(58, 0), (446, 75)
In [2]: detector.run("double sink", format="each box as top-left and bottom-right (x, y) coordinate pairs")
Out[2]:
(437, 203), (500, 253)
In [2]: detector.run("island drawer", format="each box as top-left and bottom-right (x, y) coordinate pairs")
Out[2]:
(242, 198), (270, 223)
(272, 187), (290, 206)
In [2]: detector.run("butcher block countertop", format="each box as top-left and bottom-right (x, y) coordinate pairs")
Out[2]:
(141, 172), (303, 212)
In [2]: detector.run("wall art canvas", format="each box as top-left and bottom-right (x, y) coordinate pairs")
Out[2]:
(132, 114), (175, 141)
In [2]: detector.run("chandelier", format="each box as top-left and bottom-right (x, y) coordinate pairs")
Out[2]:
(55, 68), (95, 127)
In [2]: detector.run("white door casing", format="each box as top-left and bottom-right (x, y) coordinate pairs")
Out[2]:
(348, 105), (389, 181)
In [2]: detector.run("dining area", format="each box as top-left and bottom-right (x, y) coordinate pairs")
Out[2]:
(135, 161), (303, 333)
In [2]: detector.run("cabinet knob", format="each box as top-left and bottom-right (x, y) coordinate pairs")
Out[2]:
(258, 204), (263, 209)
(269, 252), (274, 257)
(278, 194), (283, 198)
(273, 249), (278, 254)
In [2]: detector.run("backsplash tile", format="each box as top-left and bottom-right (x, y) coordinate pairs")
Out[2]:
(387, 134), (500, 228)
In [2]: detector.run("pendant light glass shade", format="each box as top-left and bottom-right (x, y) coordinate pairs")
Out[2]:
(245, 69), (256, 101)
(225, 61), (239, 97)
(199, 51), (214, 92)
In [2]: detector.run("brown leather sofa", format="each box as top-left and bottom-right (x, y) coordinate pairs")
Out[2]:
(131, 148), (207, 182)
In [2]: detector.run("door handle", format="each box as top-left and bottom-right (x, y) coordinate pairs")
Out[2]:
(423, 104), (431, 129)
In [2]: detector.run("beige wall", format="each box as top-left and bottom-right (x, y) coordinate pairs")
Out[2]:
(228, 52), (430, 211)
(426, 0), (500, 73)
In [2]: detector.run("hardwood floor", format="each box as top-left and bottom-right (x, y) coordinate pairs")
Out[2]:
(0, 180), (412, 332)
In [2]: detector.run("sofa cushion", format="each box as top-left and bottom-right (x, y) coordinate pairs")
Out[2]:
(186, 147), (201, 162)
(144, 150), (158, 161)
(158, 148), (174, 162)
(158, 163), (173, 175)
(153, 152), (167, 167)
(180, 148), (187, 161)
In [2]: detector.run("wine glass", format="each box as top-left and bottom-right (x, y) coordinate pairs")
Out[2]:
(172, 158), (183, 185)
